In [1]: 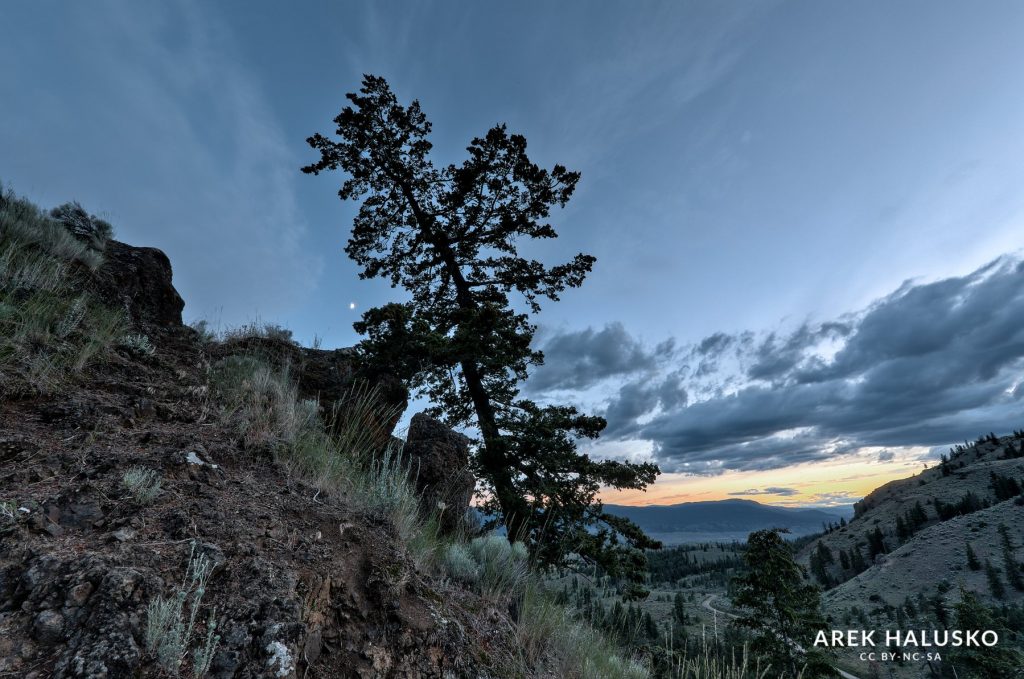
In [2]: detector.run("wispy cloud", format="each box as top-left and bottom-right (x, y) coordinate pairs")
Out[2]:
(0, 1), (321, 324)
(729, 487), (799, 497)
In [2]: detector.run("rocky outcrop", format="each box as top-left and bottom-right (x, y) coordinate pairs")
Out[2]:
(212, 336), (408, 438)
(402, 413), (476, 534)
(0, 204), (525, 678)
(93, 240), (185, 330)
(0, 553), (161, 678)
(0, 391), (510, 678)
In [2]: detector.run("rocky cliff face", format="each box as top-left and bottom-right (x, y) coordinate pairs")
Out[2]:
(0, 233), (513, 678)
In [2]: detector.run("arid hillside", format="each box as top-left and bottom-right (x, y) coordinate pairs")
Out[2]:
(797, 435), (1024, 606)
(0, 192), (613, 678)
(796, 434), (1024, 677)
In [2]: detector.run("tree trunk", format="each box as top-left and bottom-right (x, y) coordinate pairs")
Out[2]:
(398, 178), (530, 542)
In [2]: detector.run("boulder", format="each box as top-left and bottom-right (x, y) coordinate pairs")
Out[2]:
(93, 240), (185, 329)
(402, 413), (476, 534)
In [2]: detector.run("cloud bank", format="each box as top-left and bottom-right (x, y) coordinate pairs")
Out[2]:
(530, 256), (1024, 473)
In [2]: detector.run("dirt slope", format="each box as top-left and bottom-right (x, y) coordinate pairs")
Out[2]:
(0, 240), (520, 678)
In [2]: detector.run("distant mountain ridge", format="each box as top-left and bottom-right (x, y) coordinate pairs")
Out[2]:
(604, 499), (844, 544)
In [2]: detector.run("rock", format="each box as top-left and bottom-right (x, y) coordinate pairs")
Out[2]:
(32, 610), (64, 644)
(51, 565), (158, 677)
(109, 528), (135, 542)
(402, 413), (476, 534)
(198, 542), (227, 575)
(58, 502), (104, 530)
(265, 640), (296, 679)
(65, 582), (94, 608)
(211, 337), (408, 438)
(93, 240), (184, 329)
(43, 523), (64, 538)
(303, 628), (322, 666)
(0, 436), (39, 463)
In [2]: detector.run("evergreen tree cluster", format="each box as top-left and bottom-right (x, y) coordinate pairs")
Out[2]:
(894, 500), (930, 542)
(1001, 439), (1024, 459)
(808, 541), (835, 587)
(934, 491), (989, 521)
(998, 524), (1024, 593)
(867, 526), (888, 560)
(645, 543), (743, 585)
(990, 470), (1024, 501)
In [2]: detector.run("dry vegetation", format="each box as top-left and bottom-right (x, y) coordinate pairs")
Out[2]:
(0, 186), (126, 394)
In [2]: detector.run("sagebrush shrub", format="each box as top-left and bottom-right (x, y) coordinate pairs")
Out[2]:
(145, 542), (220, 677)
(122, 466), (162, 504)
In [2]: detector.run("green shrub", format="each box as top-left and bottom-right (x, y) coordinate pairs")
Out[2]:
(220, 320), (295, 344)
(442, 543), (480, 584)
(466, 534), (530, 599)
(189, 319), (218, 344)
(49, 201), (113, 259)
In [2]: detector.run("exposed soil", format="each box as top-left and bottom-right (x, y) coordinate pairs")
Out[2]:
(0, 324), (521, 678)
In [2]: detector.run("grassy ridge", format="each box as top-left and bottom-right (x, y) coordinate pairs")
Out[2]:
(0, 186), (125, 393)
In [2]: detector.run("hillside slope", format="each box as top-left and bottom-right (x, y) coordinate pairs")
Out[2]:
(796, 435), (1024, 676)
(797, 435), (1024, 605)
(0, 197), (525, 677)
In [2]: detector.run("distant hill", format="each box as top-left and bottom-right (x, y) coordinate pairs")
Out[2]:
(604, 499), (844, 544)
(795, 432), (1024, 677)
(797, 432), (1024, 603)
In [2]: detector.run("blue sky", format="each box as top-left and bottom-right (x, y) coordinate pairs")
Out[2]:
(4, 1), (1024, 504)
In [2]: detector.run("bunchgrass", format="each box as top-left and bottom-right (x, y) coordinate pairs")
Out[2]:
(668, 642), (781, 679)
(516, 581), (650, 679)
(0, 185), (124, 394)
(209, 354), (436, 565)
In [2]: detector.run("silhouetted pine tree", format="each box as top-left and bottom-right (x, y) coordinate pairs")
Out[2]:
(850, 545), (868, 573)
(303, 75), (659, 579)
(868, 527), (887, 559)
(998, 524), (1024, 591)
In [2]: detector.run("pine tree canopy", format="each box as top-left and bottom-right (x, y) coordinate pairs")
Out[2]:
(732, 528), (834, 678)
(303, 75), (660, 580)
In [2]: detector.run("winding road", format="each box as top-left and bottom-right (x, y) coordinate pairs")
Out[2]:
(700, 595), (862, 679)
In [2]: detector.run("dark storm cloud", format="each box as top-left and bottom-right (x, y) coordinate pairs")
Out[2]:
(729, 487), (799, 497)
(527, 322), (676, 392)
(602, 372), (688, 438)
(747, 322), (852, 382)
(605, 257), (1024, 473)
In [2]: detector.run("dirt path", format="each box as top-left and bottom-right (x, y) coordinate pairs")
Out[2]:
(700, 595), (862, 679)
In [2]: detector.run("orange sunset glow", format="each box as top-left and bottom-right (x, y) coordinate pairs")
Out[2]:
(602, 447), (934, 507)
